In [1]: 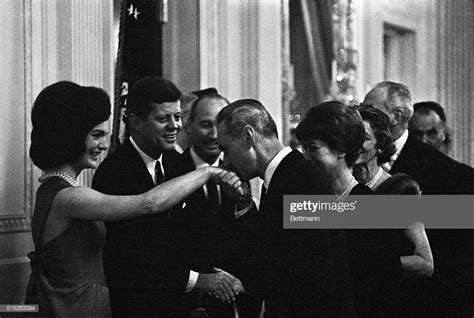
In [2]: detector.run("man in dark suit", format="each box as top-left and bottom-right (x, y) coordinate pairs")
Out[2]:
(363, 81), (474, 315)
(92, 77), (240, 317)
(409, 101), (451, 155)
(363, 81), (473, 195)
(216, 99), (355, 316)
(179, 88), (261, 317)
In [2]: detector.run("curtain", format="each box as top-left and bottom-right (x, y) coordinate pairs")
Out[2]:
(290, 0), (333, 119)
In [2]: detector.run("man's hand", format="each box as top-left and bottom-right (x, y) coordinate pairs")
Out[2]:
(194, 270), (243, 303)
(211, 169), (246, 199)
(214, 268), (246, 295)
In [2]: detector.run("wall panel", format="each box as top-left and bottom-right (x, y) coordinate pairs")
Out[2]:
(436, 0), (473, 165)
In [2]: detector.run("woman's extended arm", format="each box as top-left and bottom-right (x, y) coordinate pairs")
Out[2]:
(54, 167), (243, 221)
(400, 221), (434, 277)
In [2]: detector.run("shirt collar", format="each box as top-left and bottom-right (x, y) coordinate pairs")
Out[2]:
(392, 129), (409, 162)
(190, 147), (222, 168)
(263, 146), (292, 189)
(130, 136), (163, 179)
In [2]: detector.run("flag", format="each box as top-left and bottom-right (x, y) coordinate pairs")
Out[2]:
(111, 0), (166, 152)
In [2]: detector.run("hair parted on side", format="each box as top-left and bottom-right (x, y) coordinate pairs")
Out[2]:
(125, 76), (182, 121)
(216, 99), (279, 139)
(30, 81), (111, 170)
(355, 104), (396, 164)
(296, 100), (365, 167)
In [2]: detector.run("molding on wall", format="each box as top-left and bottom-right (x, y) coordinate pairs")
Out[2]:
(0, 256), (30, 266)
(24, 0), (34, 222)
(162, 0), (199, 92)
(240, 0), (259, 99)
(436, 0), (473, 166)
(0, 0), (33, 234)
(280, 0), (292, 145)
(199, 0), (217, 90)
(257, 0), (282, 134)
(0, 216), (31, 233)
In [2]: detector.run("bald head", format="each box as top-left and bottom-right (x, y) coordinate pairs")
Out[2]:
(363, 81), (413, 140)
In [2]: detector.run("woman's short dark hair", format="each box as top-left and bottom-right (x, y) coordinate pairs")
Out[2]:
(356, 104), (396, 164)
(296, 101), (365, 167)
(30, 81), (111, 170)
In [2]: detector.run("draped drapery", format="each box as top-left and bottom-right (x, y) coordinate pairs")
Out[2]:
(289, 0), (333, 125)
(300, 0), (333, 101)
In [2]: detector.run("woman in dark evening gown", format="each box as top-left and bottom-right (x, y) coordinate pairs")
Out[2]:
(352, 104), (434, 315)
(296, 101), (403, 316)
(353, 104), (433, 277)
(25, 81), (245, 317)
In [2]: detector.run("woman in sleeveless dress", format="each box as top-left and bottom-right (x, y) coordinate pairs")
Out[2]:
(25, 81), (245, 317)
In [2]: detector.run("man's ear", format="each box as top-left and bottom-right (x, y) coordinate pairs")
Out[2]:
(391, 108), (404, 125)
(184, 119), (192, 135)
(128, 113), (141, 132)
(439, 126), (447, 142)
(243, 125), (255, 148)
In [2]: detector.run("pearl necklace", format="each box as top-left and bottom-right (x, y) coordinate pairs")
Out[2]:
(365, 167), (384, 189)
(38, 171), (79, 187)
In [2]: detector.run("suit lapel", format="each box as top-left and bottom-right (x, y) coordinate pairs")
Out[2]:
(121, 140), (156, 188)
(260, 150), (296, 213)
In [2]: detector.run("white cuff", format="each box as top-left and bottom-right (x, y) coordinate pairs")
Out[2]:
(185, 270), (199, 293)
(234, 201), (255, 219)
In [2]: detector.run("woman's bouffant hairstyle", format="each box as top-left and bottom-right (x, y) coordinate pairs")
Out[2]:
(355, 104), (396, 164)
(296, 101), (365, 168)
(30, 81), (111, 170)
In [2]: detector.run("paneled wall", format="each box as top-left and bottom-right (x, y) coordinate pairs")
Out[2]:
(163, 0), (283, 134)
(436, 0), (473, 166)
(0, 0), (114, 304)
(354, 0), (437, 100)
(354, 0), (472, 165)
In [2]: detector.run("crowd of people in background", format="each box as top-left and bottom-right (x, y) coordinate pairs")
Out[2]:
(25, 77), (473, 317)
